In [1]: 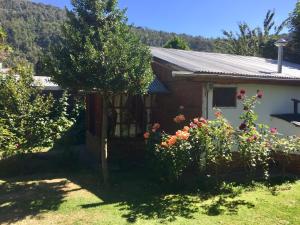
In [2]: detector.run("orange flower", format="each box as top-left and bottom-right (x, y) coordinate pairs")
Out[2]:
(144, 132), (150, 139)
(175, 130), (190, 140)
(183, 126), (190, 132)
(152, 123), (160, 130)
(161, 142), (168, 148)
(174, 114), (185, 123)
(215, 111), (222, 118)
(167, 135), (177, 146)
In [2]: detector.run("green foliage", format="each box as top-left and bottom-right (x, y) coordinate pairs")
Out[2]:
(146, 90), (300, 183)
(0, 0), (214, 72)
(133, 27), (214, 52)
(288, 1), (300, 63)
(163, 36), (191, 50)
(216, 10), (287, 58)
(145, 114), (234, 183)
(45, 0), (153, 95)
(0, 0), (65, 72)
(0, 63), (76, 159)
(236, 90), (273, 178)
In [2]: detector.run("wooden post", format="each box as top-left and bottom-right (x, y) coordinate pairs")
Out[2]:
(100, 95), (109, 185)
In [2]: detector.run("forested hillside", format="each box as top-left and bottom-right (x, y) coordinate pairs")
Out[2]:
(0, 0), (215, 73)
(0, 0), (65, 70)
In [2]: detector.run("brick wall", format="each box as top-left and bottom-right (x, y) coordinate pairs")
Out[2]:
(152, 61), (203, 132)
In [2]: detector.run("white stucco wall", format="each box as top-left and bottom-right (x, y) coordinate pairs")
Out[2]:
(203, 83), (300, 136)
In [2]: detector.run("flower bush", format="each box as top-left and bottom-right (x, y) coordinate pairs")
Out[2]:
(145, 89), (300, 183)
(235, 89), (274, 178)
(145, 112), (234, 182)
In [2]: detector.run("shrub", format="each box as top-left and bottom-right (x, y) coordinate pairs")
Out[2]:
(0, 63), (78, 159)
(236, 89), (273, 178)
(145, 89), (300, 183)
(145, 112), (234, 183)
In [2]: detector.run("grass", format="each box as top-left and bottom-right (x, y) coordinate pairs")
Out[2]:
(0, 150), (299, 225)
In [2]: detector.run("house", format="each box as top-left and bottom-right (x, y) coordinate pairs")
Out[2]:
(86, 47), (300, 160)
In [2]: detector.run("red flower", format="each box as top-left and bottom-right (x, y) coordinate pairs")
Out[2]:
(257, 90), (263, 99)
(239, 123), (247, 131)
(237, 93), (243, 100)
(144, 132), (150, 139)
(270, 128), (278, 134)
(240, 89), (246, 95)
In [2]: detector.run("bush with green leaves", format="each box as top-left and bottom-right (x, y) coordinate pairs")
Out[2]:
(145, 89), (300, 183)
(235, 89), (274, 178)
(145, 113), (234, 183)
(0, 63), (77, 159)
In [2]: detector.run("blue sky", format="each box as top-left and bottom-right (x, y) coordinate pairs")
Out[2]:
(32, 0), (298, 37)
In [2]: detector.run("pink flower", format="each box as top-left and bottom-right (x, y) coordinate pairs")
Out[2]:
(257, 90), (263, 99)
(215, 111), (222, 118)
(152, 123), (160, 130)
(270, 128), (278, 134)
(199, 117), (208, 124)
(189, 122), (197, 128)
(144, 132), (150, 139)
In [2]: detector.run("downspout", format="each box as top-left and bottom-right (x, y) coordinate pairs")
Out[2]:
(204, 82), (213, 119)
(205, 83), (209, 119)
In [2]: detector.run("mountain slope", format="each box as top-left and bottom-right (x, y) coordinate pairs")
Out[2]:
(0, 0), (214, 72)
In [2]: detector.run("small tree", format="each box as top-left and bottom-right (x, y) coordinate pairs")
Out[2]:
(45, 0), (153, 184)
(289, 1), (300, 63)
(163, 36), (190, 50)
(216, 10), (287, 57)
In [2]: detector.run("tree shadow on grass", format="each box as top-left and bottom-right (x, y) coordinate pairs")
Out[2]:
(0, 150), (298, 224)
(201, 196), (255, 216)
(77, 170), (258, 223)
(0, 177), (81, 224)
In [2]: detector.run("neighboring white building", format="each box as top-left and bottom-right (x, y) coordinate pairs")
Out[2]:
(151, 47), (300, 136)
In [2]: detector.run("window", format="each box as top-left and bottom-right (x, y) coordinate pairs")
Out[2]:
(108, 95), (155, 138)
(213, 87), (237, 107)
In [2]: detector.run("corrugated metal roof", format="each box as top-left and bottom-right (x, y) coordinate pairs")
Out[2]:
(33, 76), (61, 91)
(148, 77), (169, 94)
(32, 76), (169, 94)
(151, 47), (300, 80)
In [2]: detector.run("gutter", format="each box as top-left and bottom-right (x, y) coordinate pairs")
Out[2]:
(172, 71), (300, 82)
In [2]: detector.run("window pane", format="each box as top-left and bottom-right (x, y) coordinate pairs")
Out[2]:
(213, 87), (237, 107)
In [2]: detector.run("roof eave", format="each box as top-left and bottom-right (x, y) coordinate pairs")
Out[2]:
(172, 71), (300, 84)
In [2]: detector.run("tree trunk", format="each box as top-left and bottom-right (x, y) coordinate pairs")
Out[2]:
(100, 95), (109, 185)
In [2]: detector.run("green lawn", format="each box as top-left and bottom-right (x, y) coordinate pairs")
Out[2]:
(0, 152), (299, 225)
